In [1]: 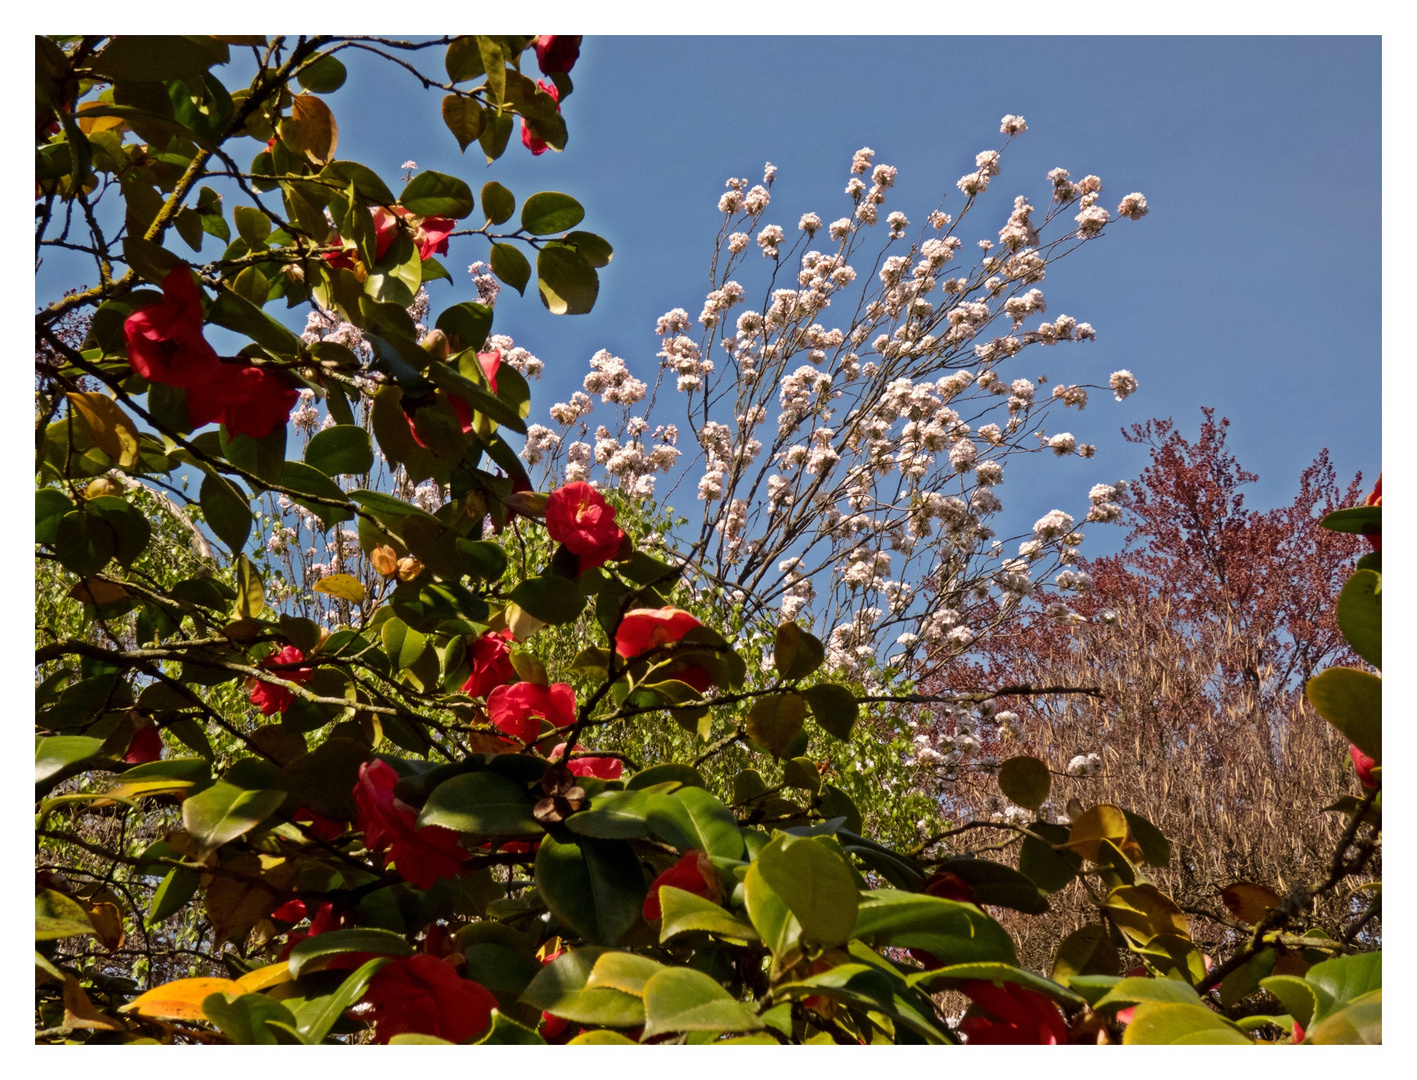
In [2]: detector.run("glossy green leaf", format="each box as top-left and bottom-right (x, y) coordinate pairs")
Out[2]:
(295, 957), (392, 1042)
(508, 575), (587, 625)
(148, 867), (201, 924)
(535, 835), (646, 947)
(401, 170), (474, 219)
(774, 621), (825, 681)
(520, 191), (584, 235)
(745, 693), (806, 758)
(489, 243), (530, 295)
(287, 929), (413, 977)
(36, 889), (94, 940)
(418, 771), (541, 836)
(1019, 821), (1083, 893)
(434, 301), (494, 354)
(564, 230), (613, 268)
(852, 889), (1017, 966)
(1305, 951), (1381, 1019)
(641, 967), (764, 1037)
(296, 53), (347, 94)
(658, 885), (759, 944)
(625, 763), (707, 792)
(1305, 666), (1381, 760)
(645, 785), (745, 859)
(910, 962), (1085, 1009)
(800, 683), (858, 741)
(536, 244), (598, 315)
(1122, 1001), (1252, 1045)
(1050, 923), (1119, 984)
(200, 472), (252, 554)
(305, 424), (374, 477)
(441, 96), (485, 153)
(755, 834), (859, 948)
(520, 947), (645, 1027)
(202, 992), (301, 1045)
(181, 781), (285, 855)
(1336, 568), (1381, 669)
(35, 736), (105, 784)
(481, 181), (515, 225)
(1303, 989), (1382, 1044)
(566, 790), (654, 839)
(997, 756), (1050, 810)
(474, 1011), (545, 1045)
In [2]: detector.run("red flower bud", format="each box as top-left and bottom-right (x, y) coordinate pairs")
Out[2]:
(521, 79), (562, 156)
(643, 849), (721, 921)
(533, 36), (581, 75)
(1349, 744), (1379, 789)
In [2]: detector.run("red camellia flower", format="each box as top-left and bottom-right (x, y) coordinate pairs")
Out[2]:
(550, 742), (623, 780)
(922, 870), (975, 903)
(486, 682), (576, 745)
(353, 760), (468, 889)
(123, 720), (163, 764)
(521, 79), (562, 156)
(362, 954), (496, 1044)
(276, 899), (347, 961)
(123, 267), (220, 388)
(958, 980), (1069, 1045)
(293, 805), (347, 841)
(186, 361), (300, 439)
(533, 35), (581, 75)
(1349, 744), (1379, 789)
(248, 645), (314, 716)
(1363, 473), (1382, 551)
(124, 267), (297, 438)
(643, 849), (721, 922)
(545, 481), (627, 572)
(614, 607), (711, 692)
(462, 628), (516, 699)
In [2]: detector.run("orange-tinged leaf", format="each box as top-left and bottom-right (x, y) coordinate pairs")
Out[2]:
(1221, 882), (1282, 926)
(1058, 804), (1131, 862)
(69, 578), (132, 605)
(121, 978), (242, 1020)
(86, 901), (125, 952)
(289, 94), (338, 165)
(63, 975), (124, 1031)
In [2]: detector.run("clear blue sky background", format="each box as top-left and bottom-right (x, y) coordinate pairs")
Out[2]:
(37, 36), (1382, 559)
(336, 35), (1381, 557)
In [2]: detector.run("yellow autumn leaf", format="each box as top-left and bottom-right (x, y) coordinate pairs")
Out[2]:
(1058, 804), (1131, 863)
(313, 573), (366, 604)
(235, 961), (294, 994)
(120, 977), (242, 1020)
(67, 392), (140, 467)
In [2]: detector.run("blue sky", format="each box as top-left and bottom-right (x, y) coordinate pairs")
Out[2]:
(35, 35), (1382, 558)
(332, 35), (1381, 554)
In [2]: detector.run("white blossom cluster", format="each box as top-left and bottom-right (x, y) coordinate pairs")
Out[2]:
(520, 119), (1149, 684)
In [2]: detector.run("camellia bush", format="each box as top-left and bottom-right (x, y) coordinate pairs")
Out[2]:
(35, 34), (1380, 1045)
